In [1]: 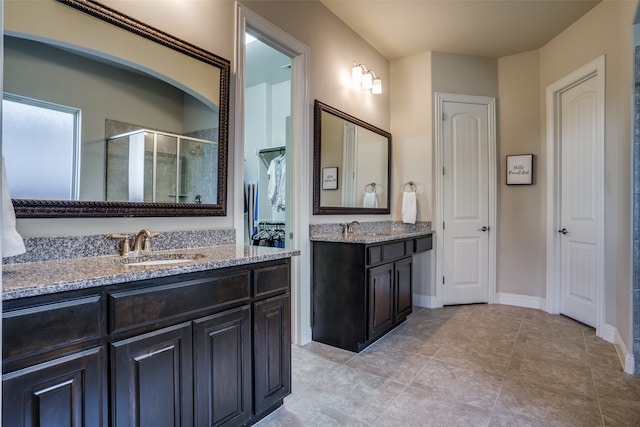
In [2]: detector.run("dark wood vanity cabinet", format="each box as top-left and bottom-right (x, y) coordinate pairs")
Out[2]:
(111, 322), (194, 426)
(312, 235), (432, 352)
(3, 346), (105, 427)
(2, 259), (292, 427)
(2, 294), (107, 426)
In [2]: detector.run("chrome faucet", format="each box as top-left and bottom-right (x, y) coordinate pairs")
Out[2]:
(108, 229), (160, 257)
(341, 221), (360, 237)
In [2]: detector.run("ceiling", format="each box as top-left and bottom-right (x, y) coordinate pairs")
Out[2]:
(320, 0), (602, 60)
(246, 38), (292, 87)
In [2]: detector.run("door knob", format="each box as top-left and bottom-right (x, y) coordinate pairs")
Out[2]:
(558, 228), (569, 235)
(478, 226), (490, 232)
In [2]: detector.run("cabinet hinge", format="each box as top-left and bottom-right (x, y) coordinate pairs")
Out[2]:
(443, 222), (445, 230)
(442, 276), (445, 285)
(442, 166), (445, 175)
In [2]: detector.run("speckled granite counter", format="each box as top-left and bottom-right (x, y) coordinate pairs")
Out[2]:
(309, 229), (432, 244)
(3, 245), (300, 301)
(309, 221), (432, 244)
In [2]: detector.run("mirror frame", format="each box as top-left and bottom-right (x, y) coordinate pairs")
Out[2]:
(313, 100), (391, 215)
(10, 0), (230, 217)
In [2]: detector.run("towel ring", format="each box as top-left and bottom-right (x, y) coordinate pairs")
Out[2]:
(403, 181), (416, 192)
(365, 183), (376, 193)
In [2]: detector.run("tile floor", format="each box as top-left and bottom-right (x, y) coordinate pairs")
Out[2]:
(257, 304), (640, 426)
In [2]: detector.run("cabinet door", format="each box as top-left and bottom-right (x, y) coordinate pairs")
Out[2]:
(395, 257), (413, 321)
(367, 263), (394, 340)
(111, 322), (193, 427)
(253, 293), (291, 417)
(194, 306), (252, 427)
(3, 346), (105, 427)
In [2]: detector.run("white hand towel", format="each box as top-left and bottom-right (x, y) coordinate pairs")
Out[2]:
(363, 191), (378, 208)
(401, 191), (417, 224)
(2, 157), (25, 257)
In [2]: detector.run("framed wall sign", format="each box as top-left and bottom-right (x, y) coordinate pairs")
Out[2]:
(506, 154), (533, 185)
(322, 167), (338, 190)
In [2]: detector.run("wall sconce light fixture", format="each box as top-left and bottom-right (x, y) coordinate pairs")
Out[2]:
(352, 62), (382, 95)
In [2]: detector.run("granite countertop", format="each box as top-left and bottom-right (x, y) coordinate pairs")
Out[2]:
(2, 245), (300, 301)
(309, 229), (433, 244)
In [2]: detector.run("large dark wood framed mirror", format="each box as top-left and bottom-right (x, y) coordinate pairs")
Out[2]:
(4, 0), (230, 217)
(313, 100), (391, 215)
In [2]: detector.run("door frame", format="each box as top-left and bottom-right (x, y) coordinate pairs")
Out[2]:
(545, 55), (605, 336)
(235, 5), (312, 345)
(434, 92), (497, 307)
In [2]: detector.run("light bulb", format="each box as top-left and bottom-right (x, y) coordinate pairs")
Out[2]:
(372, 77), (382, 94)
(352, 64), (363, 85)
(362, 71), (373, 90)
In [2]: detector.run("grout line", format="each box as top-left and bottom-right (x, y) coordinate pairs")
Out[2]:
(370, 346), (438, 427)
(486, 316), (525, 426)
(584, 328), (606, 427)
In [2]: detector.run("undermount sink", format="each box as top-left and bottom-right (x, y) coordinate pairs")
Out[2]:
(117, 253), (206, 266)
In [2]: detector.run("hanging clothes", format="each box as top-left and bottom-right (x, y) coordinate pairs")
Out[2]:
(267, 154), (286, 212)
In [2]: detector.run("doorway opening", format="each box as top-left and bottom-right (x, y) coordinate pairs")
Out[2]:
(235, 5), (311, 345)
(243, 36), (291, 248)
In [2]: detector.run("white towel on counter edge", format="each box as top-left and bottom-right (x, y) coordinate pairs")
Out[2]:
(363, 191), (378, 208)
(2, 157), (25, 257)
(401, 191), (417, 224)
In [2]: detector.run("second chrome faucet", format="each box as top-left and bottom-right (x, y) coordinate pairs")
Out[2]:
(108, 229), (161, 257)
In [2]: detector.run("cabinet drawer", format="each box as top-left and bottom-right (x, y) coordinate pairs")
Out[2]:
(368, 241), (410, 265)
(109, 271), (250, 335)
(367, 246), (383, 265)
(382, 241), (408, 261)
(3, 295), (103, 361)
(414, 235), (433, 253)
(253, 262), (290, 299)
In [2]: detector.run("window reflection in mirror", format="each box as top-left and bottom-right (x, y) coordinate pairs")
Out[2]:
(2, 94), (80, 200)
(314, 100), (391, 215)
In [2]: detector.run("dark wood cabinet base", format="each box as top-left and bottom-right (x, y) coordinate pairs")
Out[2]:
(312, 235), (431, 352)
(3, 259), (292, 427)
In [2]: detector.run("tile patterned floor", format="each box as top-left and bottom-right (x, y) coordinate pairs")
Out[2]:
(256, 304), (640, 426)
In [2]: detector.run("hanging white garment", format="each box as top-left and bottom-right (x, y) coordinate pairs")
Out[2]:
(2, 157), (25, 257)
(267, 154), (286, 212)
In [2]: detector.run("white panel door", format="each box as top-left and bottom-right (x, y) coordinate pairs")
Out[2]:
(558, 75), (600, 327)
(442, 101), (490, 305)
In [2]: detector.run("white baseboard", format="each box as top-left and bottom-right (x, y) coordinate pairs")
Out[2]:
(605, 323), (636, 374)
(601, 324), (616, 343)
(413, 294), (440, 308)
(496, 292), (546, 310)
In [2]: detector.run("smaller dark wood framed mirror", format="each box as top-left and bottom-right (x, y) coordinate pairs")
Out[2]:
(313, 100), (391, 215)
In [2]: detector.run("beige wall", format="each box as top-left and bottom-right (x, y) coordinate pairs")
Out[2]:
(431, 52), (499, 98)
(497, 50), (545, 298)
(390, 52), (432, 222)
